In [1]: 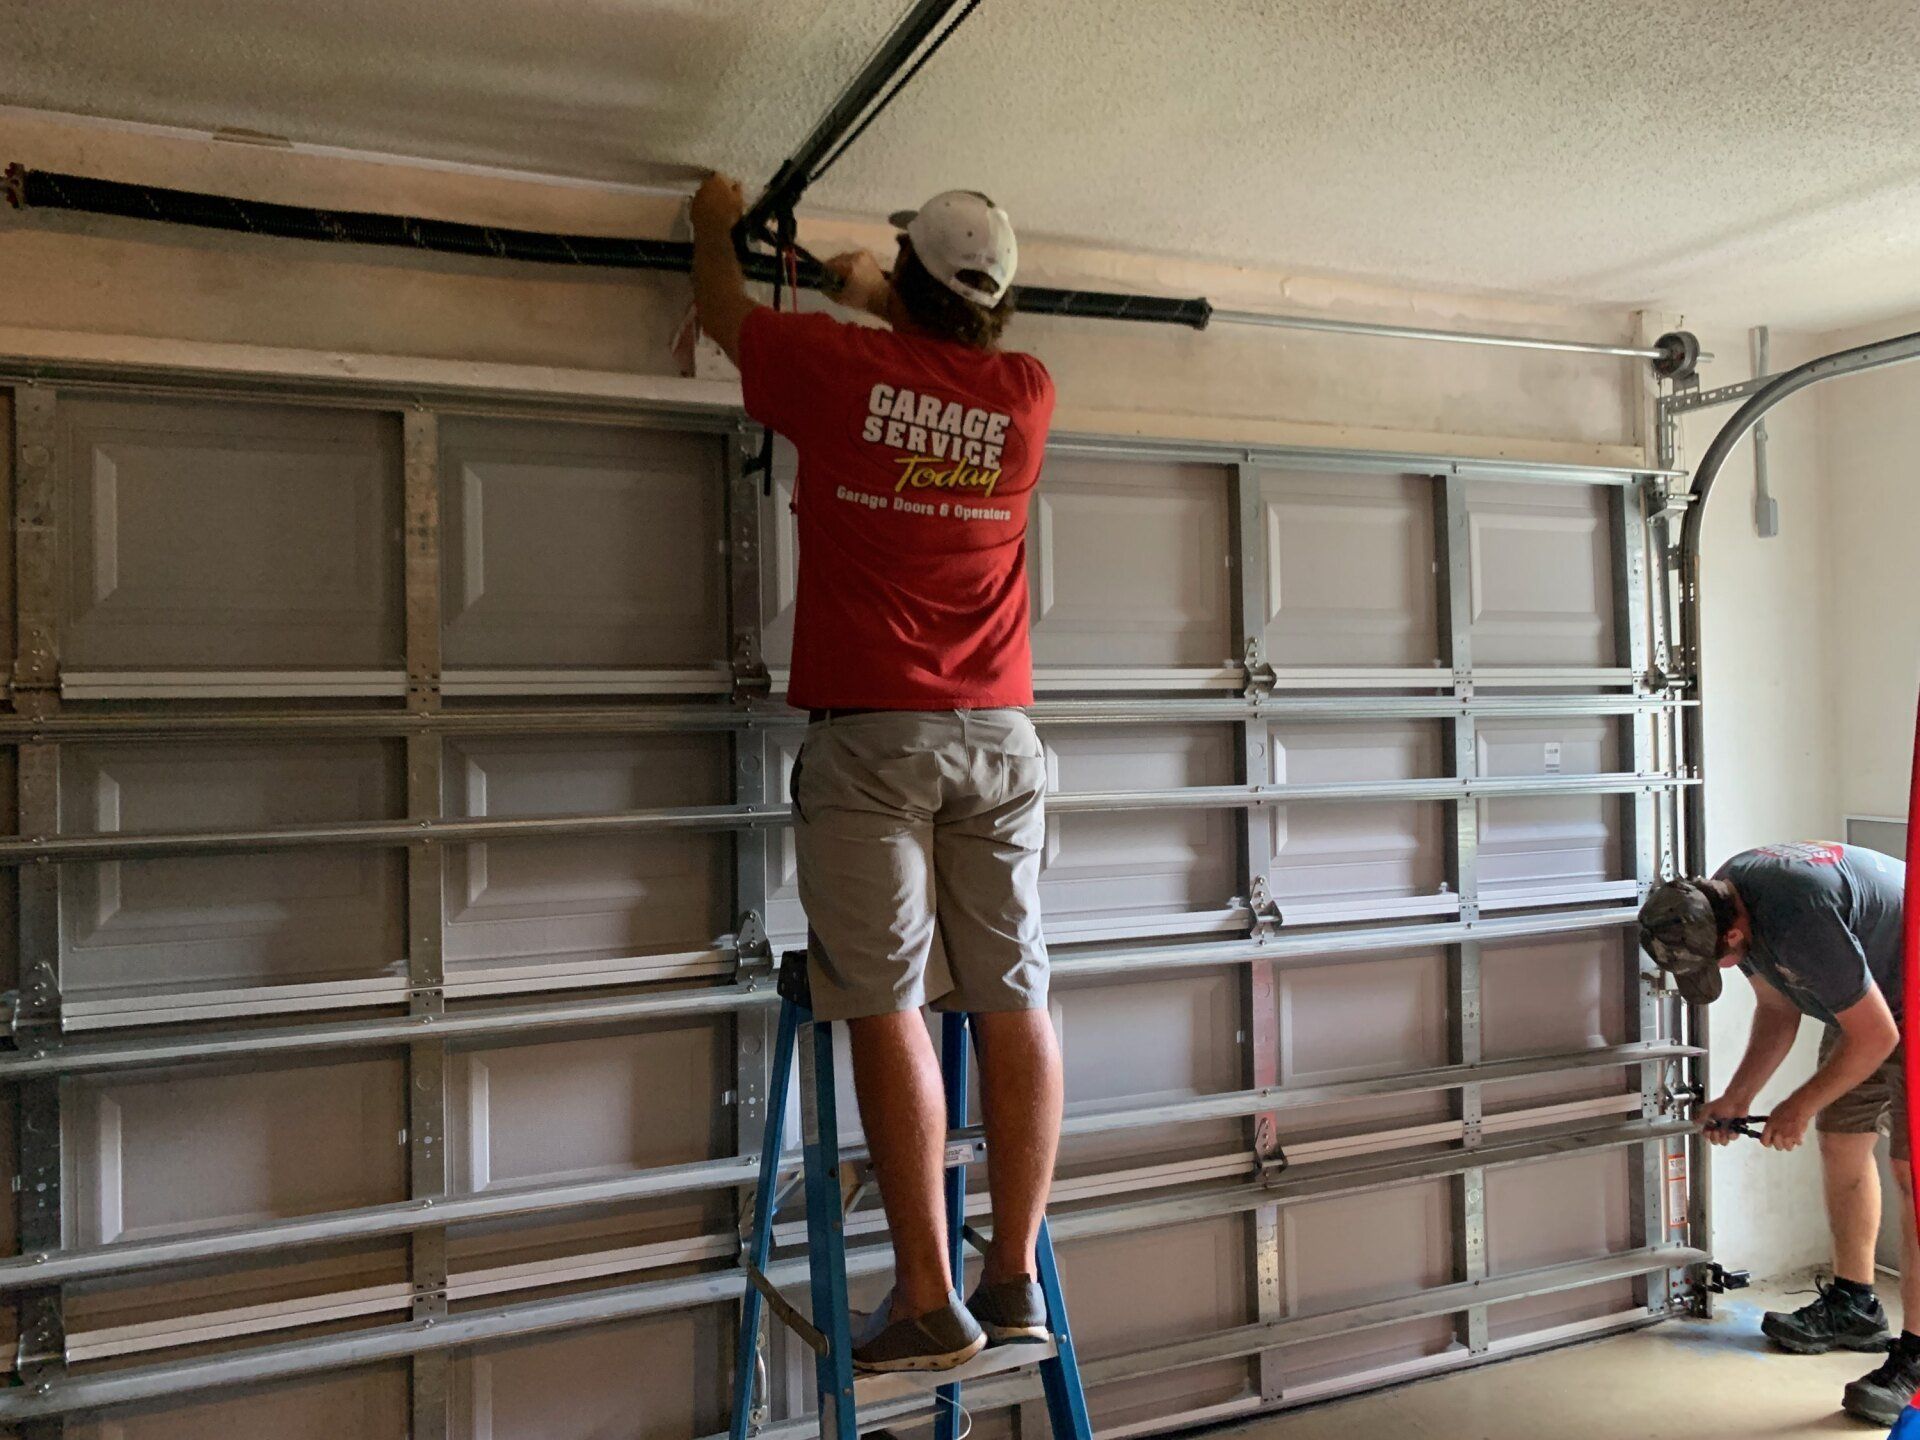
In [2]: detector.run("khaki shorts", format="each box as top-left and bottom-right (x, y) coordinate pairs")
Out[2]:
(1816, 1027), (1909, 1161)
(790, 708), (1050, 1022)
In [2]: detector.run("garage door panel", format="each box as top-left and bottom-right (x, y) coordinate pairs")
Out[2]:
(1280, 949), (1450, 1084)
(1267, 722), (1446, 914)
(1056, 967), (1245, 1173)
(447, 1021), (730, 1192)
(1465, 481), (1615, 667)
(1041, 724), (1237, 930)
(63, 1056), (405, 1246)
(759, 436), (801, 671)
(1481, 931), (1630, 1107)
(1259, 468), (1438, 667)
(1029, 457), (1231, 668)
(1485, 1149), (1633, 1275)
(68, 1365), (409, 1440)
(442, 734), (731, 971)
(1277, 1314), (1460, 1393)
(1279, 1091), (1456, 1150)
(1479, 795), (1623, 898)
(446, 1193), (732, 1292)
(451, 1305), (730, 1440)
(59, 396), (402, 669)
(440, 417), (726, 668)
(60, 740), (405, 998)
(1487, 1276), (1638, 1342)
(67, 1240), (407, 1357)
(1283, 1180), (1454, 1309)
(1058, 1216), (1255, 1423)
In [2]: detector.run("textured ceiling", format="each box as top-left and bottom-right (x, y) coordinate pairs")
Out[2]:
(6, 0), (1920, 329)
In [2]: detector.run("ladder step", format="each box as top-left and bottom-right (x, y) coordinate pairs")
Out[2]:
(853, 1336), (1060, 1406)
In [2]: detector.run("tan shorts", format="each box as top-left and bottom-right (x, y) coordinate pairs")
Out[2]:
(790, 708), (1049, 1022)
(1816, 1028), (1909, 1161)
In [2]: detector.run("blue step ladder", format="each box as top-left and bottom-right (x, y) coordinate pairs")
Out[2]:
(730, 949), (1094, 1440)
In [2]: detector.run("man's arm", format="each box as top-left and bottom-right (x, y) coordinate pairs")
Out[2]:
(1761, 982), (1899, 1151)
(690, 174), (756, 367)
(1700, 972), (1803, 1146)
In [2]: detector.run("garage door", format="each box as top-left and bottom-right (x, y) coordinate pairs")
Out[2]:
(0, 377), (1694, 1437)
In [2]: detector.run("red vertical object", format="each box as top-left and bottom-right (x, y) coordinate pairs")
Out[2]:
(1899, 684), (1920, 1433)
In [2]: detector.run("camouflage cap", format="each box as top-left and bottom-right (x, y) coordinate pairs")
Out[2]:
(1637, 879), (1725, 1003)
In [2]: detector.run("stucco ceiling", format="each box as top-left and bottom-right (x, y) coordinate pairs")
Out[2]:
(6, 0), (1920, 330)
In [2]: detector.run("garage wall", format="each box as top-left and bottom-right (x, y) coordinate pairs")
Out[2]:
(1819, 308), (1920, 826)
(1678, 325), (1841, 1279)
(0, 111), (1694, 1438)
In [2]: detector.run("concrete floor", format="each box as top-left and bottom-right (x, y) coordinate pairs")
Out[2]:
(1226, 1275), (1893, 1440)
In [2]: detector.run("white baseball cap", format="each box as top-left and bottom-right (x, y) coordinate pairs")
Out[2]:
(888, 190), (1018, 307)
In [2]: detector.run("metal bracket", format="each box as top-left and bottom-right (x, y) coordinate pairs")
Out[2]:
(1247, 876), (1283, 938)
(734, 909), (773, 969)
(1241, 638), (1276, 696)
(15, 1288), (65, 1384)
(1690, 1261), (1750, 1296)
(1256, 1143), (1290, 1180)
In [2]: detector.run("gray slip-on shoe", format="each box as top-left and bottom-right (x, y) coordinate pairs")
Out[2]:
(966, 1276), (1051, 1344)
(850, 1292), (986, 1373)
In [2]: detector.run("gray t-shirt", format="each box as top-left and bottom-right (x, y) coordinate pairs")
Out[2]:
(1725, 842), (1906, 1026)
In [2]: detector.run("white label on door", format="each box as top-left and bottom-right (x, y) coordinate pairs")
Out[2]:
(1544, 742), (1563, 772)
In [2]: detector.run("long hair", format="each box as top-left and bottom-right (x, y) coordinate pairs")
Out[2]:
(892, 237), (1014, 350)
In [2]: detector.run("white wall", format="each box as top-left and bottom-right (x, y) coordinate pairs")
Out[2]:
(1680, 326), (1840, 1277)
(1821, 308), (1920, 825)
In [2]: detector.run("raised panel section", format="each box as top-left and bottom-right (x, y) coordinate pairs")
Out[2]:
(441, 733), (730, 979)
(1056, 967), (1243, 1173)
(1258, 468), (1438, 667)
(1487, 1276), (1638, 1342)
(70, 1365), (408, 1440)
(63, 1056), (405, 1246)
(60, 740), (405, 1000)
(59, 396), (402, 668)
(447, 1021), (729, 1193)
(1464, 480), (1615, 666)
(1478, 714), (1622, 899)
(1057, 1216), (1254, 1428)
(1278, 1180), (1458, 1390)
(759, 434), (801, 671)
(1266, 720), (1447, 917)
(1484, 1148), (1633, 1276)
(1040, 723), (1237, 935)
(451, 1306), (730, 1440)
(440, 417), (726, 668)
(1480, 932), (1630, 1110)
(1028, 455), (1231, 667)
(1281, 1178), (1454, 1308)
(1279, 949), (1450, 1086)
(1279, 1314), (1460, 1393)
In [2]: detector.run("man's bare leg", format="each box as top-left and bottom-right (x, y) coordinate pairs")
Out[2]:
(847, 1010), (954, 1316)
(973, 1007), (1064, 1283)
(1823, 1131), (1883, 1286)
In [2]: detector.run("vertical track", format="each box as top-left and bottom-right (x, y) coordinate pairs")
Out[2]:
(1435, 472), (1490, 1354)
(728, 421), (781, 1428)
(1228, 460), (1286, 1401)
(11, 383), (65, 1440)
(402, 409), (451, 1437)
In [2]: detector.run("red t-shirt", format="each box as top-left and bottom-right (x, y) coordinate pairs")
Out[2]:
(737, 307), (1056, 710)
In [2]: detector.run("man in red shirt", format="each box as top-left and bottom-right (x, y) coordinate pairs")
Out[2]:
(692, 174), (1062, 1372)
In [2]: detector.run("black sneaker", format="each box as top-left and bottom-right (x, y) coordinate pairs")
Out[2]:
(1844, 1343), (1920, 1424)
(849, 1292), (985, 1374)
(1761, 1280), (1890, 1355)
(965, 1276), (1050, 1345)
